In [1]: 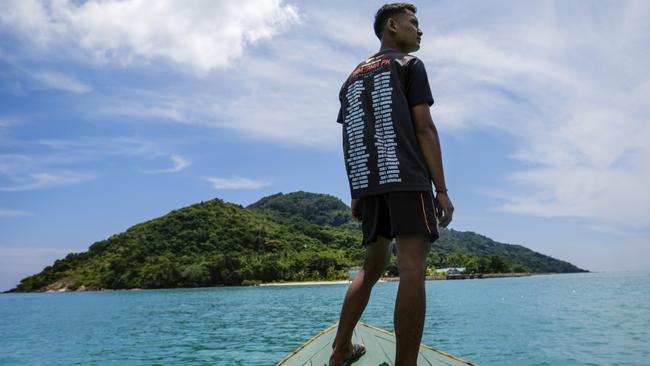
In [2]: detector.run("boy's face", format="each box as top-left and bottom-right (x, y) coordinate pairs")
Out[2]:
(390, 9), (422, 53)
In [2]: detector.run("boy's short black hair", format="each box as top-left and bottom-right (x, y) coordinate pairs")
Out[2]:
(373, 3), (417, 40)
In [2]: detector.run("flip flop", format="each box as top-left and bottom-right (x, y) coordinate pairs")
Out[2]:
(326, 343), (366, 366)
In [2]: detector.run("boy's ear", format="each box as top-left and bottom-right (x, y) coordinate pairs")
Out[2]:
(386, 17), (398, 34)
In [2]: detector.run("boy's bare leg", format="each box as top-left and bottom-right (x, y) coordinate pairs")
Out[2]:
(394, 233), (431, 366)
(329, 236), (392, 366)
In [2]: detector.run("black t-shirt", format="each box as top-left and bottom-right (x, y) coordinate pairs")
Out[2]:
(337, 49), (434, 198)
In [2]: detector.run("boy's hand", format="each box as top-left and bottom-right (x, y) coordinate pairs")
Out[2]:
(435, 192), (454, 227)
(351, 198), (362, 221)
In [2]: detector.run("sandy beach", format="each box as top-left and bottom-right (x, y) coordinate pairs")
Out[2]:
(258, 273), (533, 286)
(258, 280), (351, 286)
(257, 278), (401, 286)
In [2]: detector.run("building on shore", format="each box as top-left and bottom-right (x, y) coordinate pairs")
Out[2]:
(434, 267), (467, 280)
(434, 267), (466, 274)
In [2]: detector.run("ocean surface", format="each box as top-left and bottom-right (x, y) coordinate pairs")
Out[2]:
(1, 271), (649, 366)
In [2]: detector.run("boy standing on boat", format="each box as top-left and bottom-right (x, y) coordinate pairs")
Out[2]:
(331, 3), (453, 366)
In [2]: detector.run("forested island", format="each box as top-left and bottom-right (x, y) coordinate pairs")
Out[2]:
(5, 191), (587, 293)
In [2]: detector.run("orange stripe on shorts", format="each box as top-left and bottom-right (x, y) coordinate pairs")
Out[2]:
(430, 191), (438, 226)
(420, 192), (432, 235)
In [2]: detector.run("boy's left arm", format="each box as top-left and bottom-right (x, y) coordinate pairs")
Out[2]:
(351, 198), (362, 221)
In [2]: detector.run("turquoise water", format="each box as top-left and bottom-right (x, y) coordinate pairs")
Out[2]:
(1, 271), (649, 365)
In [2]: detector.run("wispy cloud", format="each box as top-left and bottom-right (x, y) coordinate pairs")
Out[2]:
(0, 137), (161, 191)
(0, 154), (32, 175)
(205, 176), (270, 190)
(31, 70), (91, 93)
(0, 0), (300, 73)
(0, 171), (96, 191)
(409, 1), (650, 230)
(0, 115), (21, 128)
(0, 208), (33, 218)
(36, 136), (160, 159)
(0, 116), (20, 143)
(92, 84), (343, 148)
(99, 102), (187, 123)
(139, 154), (191, 174)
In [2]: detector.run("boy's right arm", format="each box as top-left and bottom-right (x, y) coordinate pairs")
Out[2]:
(411, 103), (454, 227)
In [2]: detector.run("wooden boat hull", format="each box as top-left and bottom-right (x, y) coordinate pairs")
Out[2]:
(277, 321), (477, 365)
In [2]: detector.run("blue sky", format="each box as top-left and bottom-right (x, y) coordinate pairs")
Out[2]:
(1, 0), (649, 291)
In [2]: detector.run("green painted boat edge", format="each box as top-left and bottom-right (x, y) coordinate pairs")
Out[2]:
(276, 321), (478, 366)
(276, 322), (338, 365)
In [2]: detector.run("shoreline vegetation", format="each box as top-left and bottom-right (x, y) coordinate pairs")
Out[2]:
(12, 272), (544, 293)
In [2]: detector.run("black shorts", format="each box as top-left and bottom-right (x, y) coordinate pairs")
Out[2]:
(359, 190), (439, 246)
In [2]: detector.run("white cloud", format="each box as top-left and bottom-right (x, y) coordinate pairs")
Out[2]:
(0, 0), (300, 72)
(32, 70), (91, 93)
(140, 154), (191, 174)
(0, 208), (33, 218)
(206, 176), (269, 190)
(410, 1), (650, 229)
(0, 171), (96, 191)
(83, 8), (364, 148)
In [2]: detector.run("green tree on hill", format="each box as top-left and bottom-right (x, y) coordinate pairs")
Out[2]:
(5, 191), (587, 293)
